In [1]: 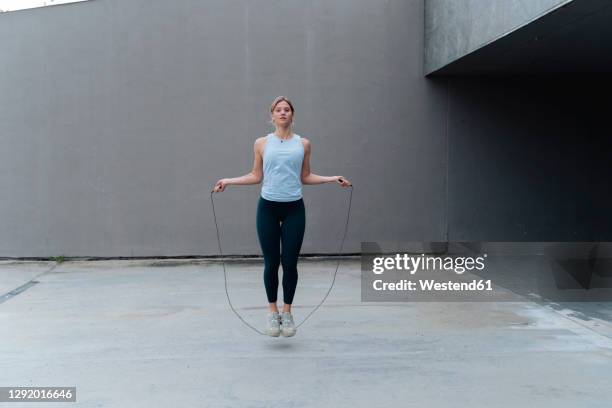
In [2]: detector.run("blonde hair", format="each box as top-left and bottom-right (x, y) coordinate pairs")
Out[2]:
(270, 96), (295, 127)
(270, 96), (295, 114)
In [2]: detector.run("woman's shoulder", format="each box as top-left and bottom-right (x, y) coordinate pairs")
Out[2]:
(255, 134), (270, 144)
(254, 135), (269, 154)
(299, 136), (311, 149)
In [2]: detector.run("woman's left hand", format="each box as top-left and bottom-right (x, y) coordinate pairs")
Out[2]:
(336, 176), (352, 187)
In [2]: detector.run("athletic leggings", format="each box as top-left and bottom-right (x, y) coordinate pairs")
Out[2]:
(256, 196), (306, 305)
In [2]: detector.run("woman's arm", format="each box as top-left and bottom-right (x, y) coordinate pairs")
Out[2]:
(213, 138), (264, 192)
(300, 138), (351, 186)
(227, 138), (264, 185)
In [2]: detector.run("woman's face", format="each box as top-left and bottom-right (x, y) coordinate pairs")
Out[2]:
(271, 101), (293, 127)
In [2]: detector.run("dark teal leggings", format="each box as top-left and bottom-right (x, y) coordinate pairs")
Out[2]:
(256, 196), (305, 304)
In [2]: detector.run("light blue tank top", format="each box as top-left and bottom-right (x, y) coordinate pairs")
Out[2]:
(261, 133), (304, 202)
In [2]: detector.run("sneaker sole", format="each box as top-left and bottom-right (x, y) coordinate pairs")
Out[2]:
(281, 329), (296, 337)
(266, 329), (281, 337)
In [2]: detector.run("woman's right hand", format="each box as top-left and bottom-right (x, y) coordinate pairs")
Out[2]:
(212, 178), (229, 193)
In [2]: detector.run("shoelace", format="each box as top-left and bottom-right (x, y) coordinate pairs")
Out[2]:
(210, 185), (353, 336)
(268, 315), (281, 328)
(281, 313), (294, 327)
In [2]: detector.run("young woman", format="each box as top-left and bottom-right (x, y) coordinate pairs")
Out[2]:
(213, 96), (351, 337)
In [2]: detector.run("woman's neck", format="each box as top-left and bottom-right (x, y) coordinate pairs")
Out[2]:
(274, 127), (293, 139)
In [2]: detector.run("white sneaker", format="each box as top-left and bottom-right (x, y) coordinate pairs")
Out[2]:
(281, 311), (296, 337)
(266, 312), (281, 337)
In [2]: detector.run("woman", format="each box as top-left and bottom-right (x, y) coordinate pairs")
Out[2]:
(213, 96), (351, 337)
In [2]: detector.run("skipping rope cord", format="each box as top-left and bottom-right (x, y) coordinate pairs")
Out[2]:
(210, 184), (353, 336)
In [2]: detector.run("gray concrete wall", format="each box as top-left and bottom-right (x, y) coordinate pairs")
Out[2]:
(444, 77), (612, 241)
(1, 0), (448, 257)
(3, 1), (608, 258)
(424, 0), (574, 75)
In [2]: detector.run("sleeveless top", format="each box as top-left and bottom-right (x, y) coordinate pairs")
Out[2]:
(260, 133), (304, 202)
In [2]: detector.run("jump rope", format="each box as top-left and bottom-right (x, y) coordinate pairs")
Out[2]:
(210, 179), (353, 336)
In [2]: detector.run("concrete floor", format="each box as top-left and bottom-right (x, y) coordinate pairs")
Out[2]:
(1, 257), (612, 408)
